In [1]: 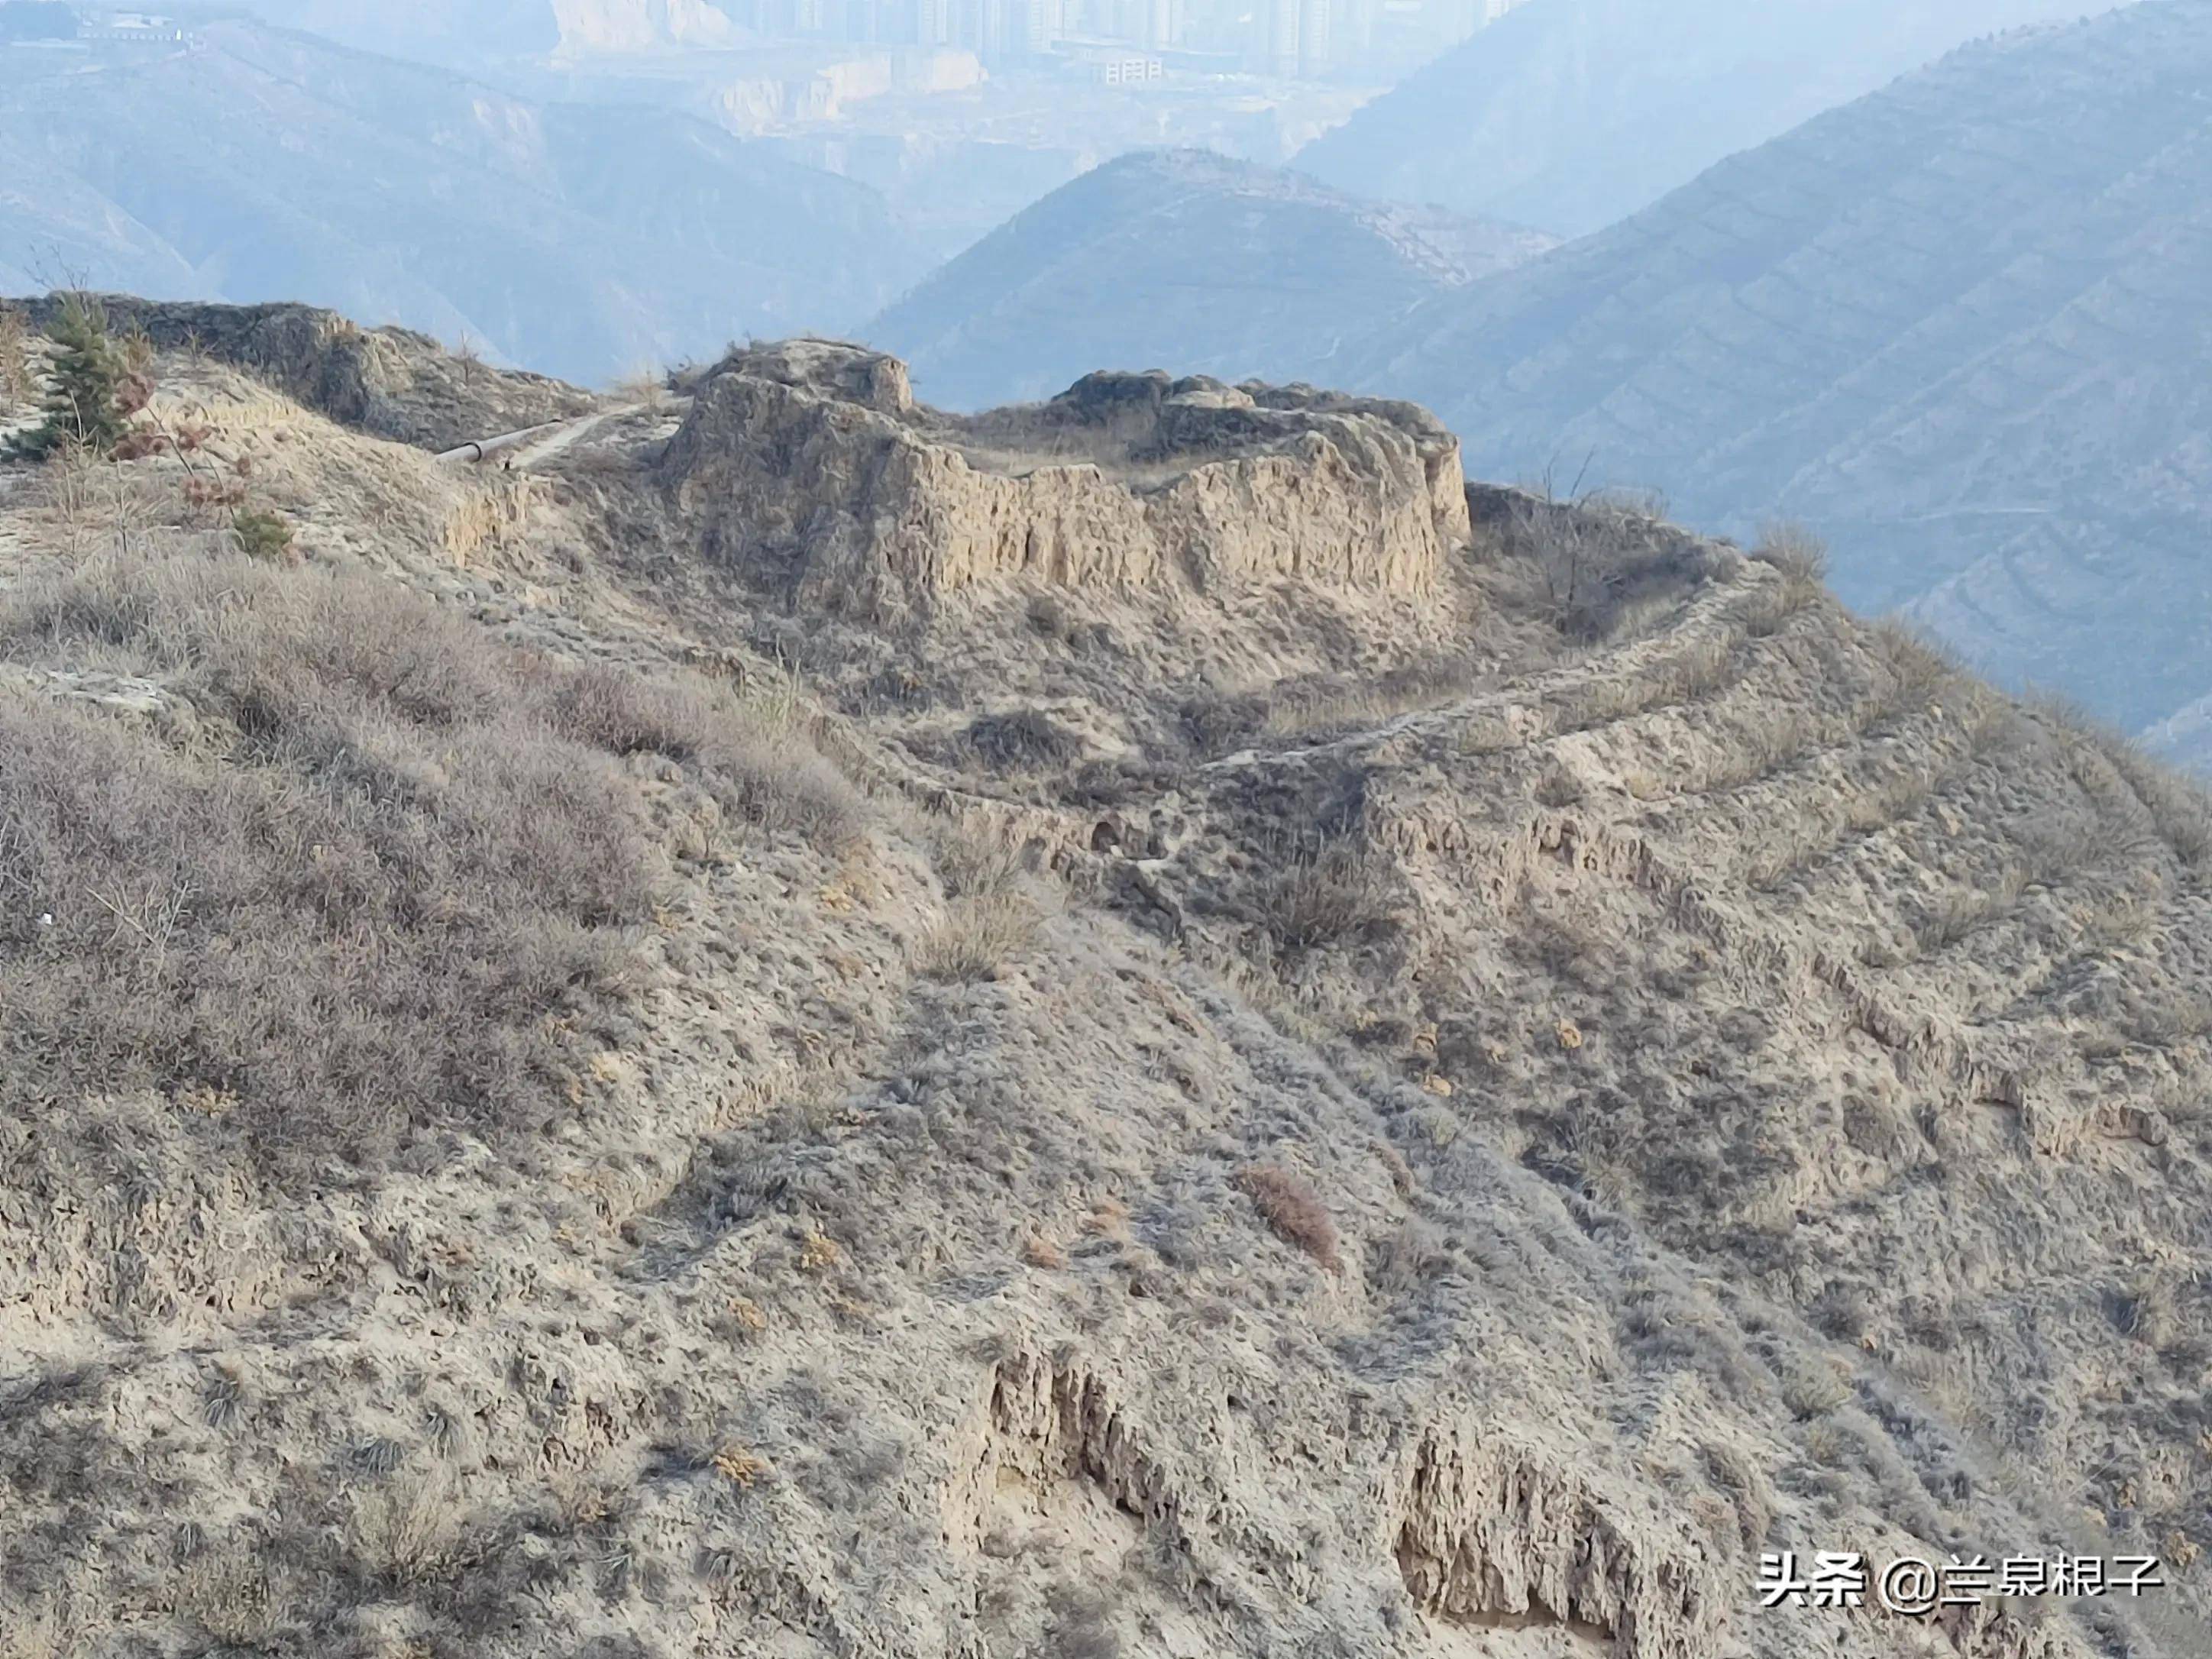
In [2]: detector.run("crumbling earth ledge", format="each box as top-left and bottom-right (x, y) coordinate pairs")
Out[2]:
(664, 339), (1470, 610)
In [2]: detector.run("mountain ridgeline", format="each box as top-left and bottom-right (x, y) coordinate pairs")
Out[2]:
(0, 18), (927, 383)
(867, 149), (1554, 412)
(1293, 0), (2110, 238)
(1344, 0), (2212, 749)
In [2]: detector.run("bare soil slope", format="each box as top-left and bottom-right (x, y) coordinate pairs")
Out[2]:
(1, 313), (2209, 1659)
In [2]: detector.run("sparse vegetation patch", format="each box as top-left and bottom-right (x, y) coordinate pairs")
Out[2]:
(0, 545), (861, 1172)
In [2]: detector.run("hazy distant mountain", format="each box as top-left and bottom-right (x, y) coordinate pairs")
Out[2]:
(1296, 0), (2106, 238)
(0, 20), (923, 380)
(215, 0), (742, 64)
(1345, 0), (2212, 739)
(867, 149), (1554, 411)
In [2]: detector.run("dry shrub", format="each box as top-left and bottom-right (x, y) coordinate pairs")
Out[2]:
(0, 545), (861, 1176)
(967, 707), (1079, 771)
(1779, 1354), (1851, 1421)
(613, 365), (668, 412)
(1236, 1163), (1343, 1273)
(549, 662), (865, 851)
(2097, 731), (2212, 874)
(930, 823), (1027, 901)
(1565, 635), (1734, 732)
(1254, 836), (1389, 955)
(914, 894), (1038, 981)
(912, 822), (1036, 979)
(177, 1552), (281, 1646)
(1522, 500), (1612, 640)
(1694, 701), (1826, 793)
(1495, 487), (1709, 643)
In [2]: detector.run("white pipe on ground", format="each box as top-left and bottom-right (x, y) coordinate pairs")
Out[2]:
(434, 421), (566, 467)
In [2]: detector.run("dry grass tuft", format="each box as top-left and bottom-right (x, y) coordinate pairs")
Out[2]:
(914, 893), (1039, 981)
(913, 821), (1039, 980)
(349, 1474), (457, 1584)
(1259, 656), (1481, 739)
(1742, 521), (1829, 635)
(1236, 1163), (1343, 1273)
(1867, 616), (1958, 712)
(1752, 520), (1829, 584)
(2100, 735), (2212, 874)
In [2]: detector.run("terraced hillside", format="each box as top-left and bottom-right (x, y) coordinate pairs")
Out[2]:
(1346, 0), (2212, 751)
(2, 309), (2210, 1658)
(867, 149), (1554, 412)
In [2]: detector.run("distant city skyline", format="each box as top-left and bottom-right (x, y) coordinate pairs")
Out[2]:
(716, 0), (1526, 75)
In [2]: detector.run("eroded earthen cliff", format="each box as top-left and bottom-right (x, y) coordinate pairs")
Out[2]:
(662, 340), (1469, 613)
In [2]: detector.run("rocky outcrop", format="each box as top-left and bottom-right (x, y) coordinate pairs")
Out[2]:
(663, 340), (1470, 611)
(960, 1354), (1188, 1549)
(1393, 1424), (1725, 1659)
(21, 299), (596, 452)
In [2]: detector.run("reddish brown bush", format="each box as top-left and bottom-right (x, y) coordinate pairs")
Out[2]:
(1237, 1164), (1343, 1273)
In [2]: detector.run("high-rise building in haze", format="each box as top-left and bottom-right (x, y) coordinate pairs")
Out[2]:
(711, 0), (1525, 72)
(1263, 0), (1297, 70)
(1297, 0), (1328, 70)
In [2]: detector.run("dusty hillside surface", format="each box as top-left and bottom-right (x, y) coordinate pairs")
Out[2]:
(867, 150), (1555, 412)
(1344, 0), (2212, 753)
(1292, 0), (2097, 240)
(0, 19), (926, 383)
(3, 308), (2212, 1659)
